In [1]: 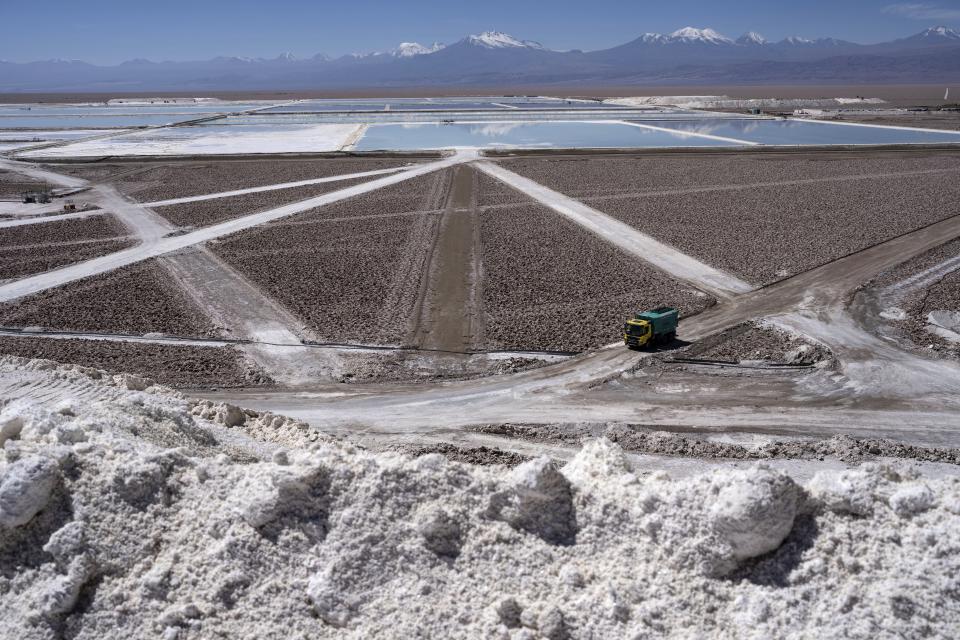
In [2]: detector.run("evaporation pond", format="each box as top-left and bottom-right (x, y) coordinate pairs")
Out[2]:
(641, 118), (960, 146)
(353, 121), (737, 150)
(0, 114), (205, 128)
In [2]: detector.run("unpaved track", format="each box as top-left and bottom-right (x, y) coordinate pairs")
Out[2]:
(474, 160), (753, 298)
(0, 210), (103, 228)
(5, 150), (960, 453)
(413, 165), (479, 351)
(155, 248), (346, 385)
(0, 157), (88, 188)
(0, 151), (476, 303)
(210, 207), (960, 446)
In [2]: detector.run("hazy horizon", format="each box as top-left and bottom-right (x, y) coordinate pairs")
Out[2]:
(2, 0), (959, 64)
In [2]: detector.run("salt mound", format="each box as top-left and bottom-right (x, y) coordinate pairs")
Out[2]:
(709, 467), (799, 565)
(0, 366), (959, 638)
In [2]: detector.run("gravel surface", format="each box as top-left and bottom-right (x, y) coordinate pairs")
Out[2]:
(0, 214), (127, 247)
(38, 163), (138, 182)
(0, 259), (223, 338)
(474, 423), (960, 464)
(211, 173), (449, 344)
(277, 172), (446, 226)
(0, 239), (136, 281)
(677, 321), (833, 365)
(502, 154), (960, 285)
(0, 176), (51, 199)
(501, 153), (960, 201)
(151, 178), (368, 228)
(824, 112), (960, 132)
(871, 237), (960, 289)
(478, 175), (714, 352)
(0, 207), (134, 282)
(867, 238), (960, 358)
(117, 158), (420, 201)
(900, 270), (960, 356)
(337, 352), (549, 384)
(390, 443), (531, 466)
(0, 337), (265, 388)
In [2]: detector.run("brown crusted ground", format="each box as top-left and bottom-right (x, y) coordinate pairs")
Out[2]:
(473, 422), (960, 464)
(678, 322), (832, 365)
(150, 178), (368, 228)
(0, 259), (223, 338)
(477, 174), (714, 352)
(870, 237), (960, 289)
(501, 154), (960, 285)
(0, 238), (136, 281)
(0, 337), (269, 388)
(0, 177), (51, 199)
(390, 443), (531, 467)
(0, 214), (126, 246)
(116, 158), (420, 200)
(211, 172), (450, 345)
(900, 270), (960, 356)
(276, 172), (444, 225)
(0, 213), (135, 280)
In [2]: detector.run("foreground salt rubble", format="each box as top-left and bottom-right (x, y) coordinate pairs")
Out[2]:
(1, 368), (959, 638)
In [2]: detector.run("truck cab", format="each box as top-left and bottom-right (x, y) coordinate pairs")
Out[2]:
(623, 306), (679, 349)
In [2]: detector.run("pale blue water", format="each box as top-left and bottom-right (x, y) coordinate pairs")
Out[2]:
(263, 100), (516, 113)
(637, 118), (960, 146)
(353, 121), (735, 150)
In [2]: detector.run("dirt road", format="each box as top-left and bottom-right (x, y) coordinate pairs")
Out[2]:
(412, 165), (480, 352)
(3, 148), (960, 456)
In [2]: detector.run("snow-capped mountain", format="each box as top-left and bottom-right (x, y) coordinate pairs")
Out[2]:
(902, 25), (960, 42)
(392, 42), (446, 57)
(737, 32), (768, 46)
(2, 26), (958, 91)
(667, 27), (734, 45)
(462, 31), (547, 50)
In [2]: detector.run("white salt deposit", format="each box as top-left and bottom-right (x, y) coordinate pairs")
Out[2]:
(26, 124), (362, 158)
(0, 357), (958, 638)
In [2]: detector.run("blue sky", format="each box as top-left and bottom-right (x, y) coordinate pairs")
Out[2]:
(1, 0), (958, 63)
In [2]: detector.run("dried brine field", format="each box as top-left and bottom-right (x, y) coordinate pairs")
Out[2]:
(116, 157), (423, 201)
(504, 153), (960, 285)
(477, 175), (713, 352)
(211, 171), (451, 345)
(0, 259), (223, 339)
(0, 336), (264, 388)
(150, 178), (369, 228)
(0, 214), (134, 280)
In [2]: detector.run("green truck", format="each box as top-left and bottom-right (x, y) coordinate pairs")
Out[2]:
(623, 306), (679, 349)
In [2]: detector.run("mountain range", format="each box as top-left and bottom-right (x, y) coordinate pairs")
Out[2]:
(1, 26), (959, 92)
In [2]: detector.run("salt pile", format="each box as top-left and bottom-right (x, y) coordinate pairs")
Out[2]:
(1, 360), (959, 639)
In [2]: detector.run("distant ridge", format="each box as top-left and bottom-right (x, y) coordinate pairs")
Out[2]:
(1, 26), (958, 91)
